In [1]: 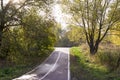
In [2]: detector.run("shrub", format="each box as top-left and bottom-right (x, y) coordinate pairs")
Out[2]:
(97, 46), (120, 71)
(0, 8), (56, 63)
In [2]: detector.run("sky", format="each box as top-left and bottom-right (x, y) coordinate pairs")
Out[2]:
(52, 4), (67, 29)
(3, 0), (19, 4)
(52, 3), (72, 29)
(3, 0), (69, 29)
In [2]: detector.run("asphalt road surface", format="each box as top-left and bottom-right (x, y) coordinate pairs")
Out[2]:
(13, 47), (70, 80)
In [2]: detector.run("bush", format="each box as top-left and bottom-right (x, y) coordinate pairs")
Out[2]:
(97, 49), (120, 71)
(96, 44), (120, 71)
(0, 9), (56, 64)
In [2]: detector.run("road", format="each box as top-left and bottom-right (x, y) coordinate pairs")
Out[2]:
(13, 47), (70, 80)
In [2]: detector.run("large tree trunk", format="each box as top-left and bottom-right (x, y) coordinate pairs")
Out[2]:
(89, 42), (99, 55)
(0, 34), (1, 47)
(0, 27), (3, 58)
(0, 27), (3, 47)
(89, 45), (98, 55)
(0, 31), (3, 47)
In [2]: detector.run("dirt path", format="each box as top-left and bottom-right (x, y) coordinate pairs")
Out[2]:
(13, 47), (70, 80)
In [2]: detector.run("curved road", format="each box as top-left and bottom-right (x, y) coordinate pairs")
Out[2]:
(13, 47), (70, 80)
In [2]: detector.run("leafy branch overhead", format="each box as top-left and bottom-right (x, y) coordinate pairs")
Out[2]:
(0, 0), (54, 46)
(0, 0), (56, 60)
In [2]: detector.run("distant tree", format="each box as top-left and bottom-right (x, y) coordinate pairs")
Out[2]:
(55, 25), (85, 47)
(66, 25), (85, 46)
(54, 23), (69, 47)
(67, 0), (120, 54)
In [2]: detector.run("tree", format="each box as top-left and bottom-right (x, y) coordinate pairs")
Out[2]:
(68, 0), (120, 54)
(55, 25), (85, 47)
(0, 0), (53, 46)
(22, 8), (56, 55)
(109, 22), (120, 45)
(55, 26), (68, 47)
(67, 25), (85, 46)
(0, 8), (56, 61)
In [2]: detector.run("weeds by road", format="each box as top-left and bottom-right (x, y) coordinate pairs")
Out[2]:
(70, 44), (120, 80)
(0, 52), (52, 80)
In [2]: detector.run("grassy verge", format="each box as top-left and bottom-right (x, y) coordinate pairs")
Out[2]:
(0, 50), (53, 80)
(70, 46), (120, 80)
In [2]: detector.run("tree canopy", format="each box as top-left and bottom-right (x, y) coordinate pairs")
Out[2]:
(0, 0), (56, 60)
(62, 0), (120, 54)
(0, 0), (54, 46)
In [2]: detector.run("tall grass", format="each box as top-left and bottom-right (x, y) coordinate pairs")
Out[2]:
(97, 44), (120, 71)
(70, 47), (108, 80)
(70, 43), (120, 80)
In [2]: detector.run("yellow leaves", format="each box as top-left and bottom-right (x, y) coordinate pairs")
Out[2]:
(109, 22), (120, 45)
(110, 30), (120, 45)
(67, 26), (85, 43)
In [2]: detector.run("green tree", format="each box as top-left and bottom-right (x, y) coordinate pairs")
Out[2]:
(0, 0), (54, 58)
(67, 25), (85, 46)
(0, 8), (56, 61)
(54, 24), (67, 46)
(0, 0), (53, 48)
(22, 8), (56, 55)
(55, 25), (85, 47)
(66, 0), (120, 54)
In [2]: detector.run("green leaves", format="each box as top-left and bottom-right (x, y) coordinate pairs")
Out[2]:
(0, 7), (56, 62)
(21, 8), (56, 56)
(66, 0), (120, 54)
(67, 25), (85, 44)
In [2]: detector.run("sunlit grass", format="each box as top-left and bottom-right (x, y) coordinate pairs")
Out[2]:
(70, 46), (120, 80)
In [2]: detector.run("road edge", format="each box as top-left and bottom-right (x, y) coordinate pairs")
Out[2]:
(68, 48), (70, 80)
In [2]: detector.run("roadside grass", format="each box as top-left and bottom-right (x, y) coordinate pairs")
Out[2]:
(0, 50), (53, 80)
(70, 46), (120, 80)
